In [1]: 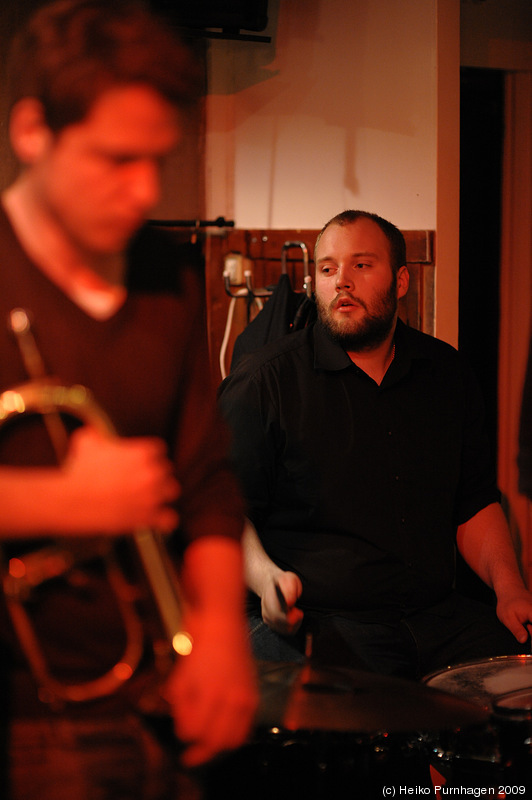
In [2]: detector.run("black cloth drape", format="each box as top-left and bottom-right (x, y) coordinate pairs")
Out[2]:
(230, 274), (316, 372)
(518, 335), (532, 499)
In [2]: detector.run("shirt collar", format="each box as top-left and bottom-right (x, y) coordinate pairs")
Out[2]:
(312, 317), (431, 376)
(313, 321), (353, 371)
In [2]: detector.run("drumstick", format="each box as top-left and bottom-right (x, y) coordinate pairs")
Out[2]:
(274, 582), (288, 614)
(275, 581), (311, 652)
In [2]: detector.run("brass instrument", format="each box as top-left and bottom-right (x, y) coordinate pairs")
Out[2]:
(0, 309), (191, 705)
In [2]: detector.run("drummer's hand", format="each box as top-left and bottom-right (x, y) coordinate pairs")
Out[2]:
(496, 587), (532, 645)
(261, 571), (303, 636)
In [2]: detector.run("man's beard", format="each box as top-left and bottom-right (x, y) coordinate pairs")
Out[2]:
(316, 275), (398, 351)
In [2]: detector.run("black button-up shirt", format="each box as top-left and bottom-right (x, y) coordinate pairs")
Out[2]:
(219, 319), (499, 622)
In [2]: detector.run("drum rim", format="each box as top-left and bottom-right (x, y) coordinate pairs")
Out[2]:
(423, 653), (532, 685)
(492, 687), (532, 718)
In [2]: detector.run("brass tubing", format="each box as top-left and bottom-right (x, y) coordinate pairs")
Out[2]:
(0, 311), (191, 703)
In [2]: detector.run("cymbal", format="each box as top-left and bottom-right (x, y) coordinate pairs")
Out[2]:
(256, 662), (490, 734)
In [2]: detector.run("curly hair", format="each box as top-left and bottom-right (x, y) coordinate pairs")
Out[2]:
(6, 0), (203, 131)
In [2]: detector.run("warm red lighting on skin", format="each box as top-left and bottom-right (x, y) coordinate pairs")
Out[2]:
(8, 558), (26, 579)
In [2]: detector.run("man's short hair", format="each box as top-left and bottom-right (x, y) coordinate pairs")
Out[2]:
(314, 210), (407, 274)
(6, 0), (203, 132)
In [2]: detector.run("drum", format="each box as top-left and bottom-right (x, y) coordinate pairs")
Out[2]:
(424, 654), (532, 789)
(492, 688), (532, 787)
(202, 662), (489, 800)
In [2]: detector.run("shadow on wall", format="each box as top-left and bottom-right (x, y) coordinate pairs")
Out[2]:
(207, 0), (283, 96)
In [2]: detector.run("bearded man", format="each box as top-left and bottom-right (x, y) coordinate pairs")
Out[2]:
(218, 210), (532, 677)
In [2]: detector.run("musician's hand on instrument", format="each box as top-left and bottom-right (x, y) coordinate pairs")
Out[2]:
(261, 570), (303, 636)
(63, 426), (181, 534)
(496, 587), (532, 644)
(164, 612), (258, 767)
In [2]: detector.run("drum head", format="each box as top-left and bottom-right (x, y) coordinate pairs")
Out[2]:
(424, 655), (532, 710)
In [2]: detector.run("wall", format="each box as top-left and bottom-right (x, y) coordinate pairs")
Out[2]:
(205, 0), (439, 232)
(461, 0), (532, 71)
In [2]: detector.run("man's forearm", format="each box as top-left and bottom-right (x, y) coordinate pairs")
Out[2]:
(0, 467), (75, 537)
(456, 502), (526, 596)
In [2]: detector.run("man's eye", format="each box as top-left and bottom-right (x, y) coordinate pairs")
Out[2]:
(111, 155), (135, 166)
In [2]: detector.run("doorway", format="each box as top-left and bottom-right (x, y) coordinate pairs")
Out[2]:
(457, 67), (505, 602)
(459, 67), (505, 457)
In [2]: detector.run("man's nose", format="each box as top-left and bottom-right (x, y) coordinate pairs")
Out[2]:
(335, 264), (354, 290)
(129, 159), (160, 210)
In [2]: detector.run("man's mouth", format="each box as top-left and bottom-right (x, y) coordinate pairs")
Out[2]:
(333, 294), (363, 312)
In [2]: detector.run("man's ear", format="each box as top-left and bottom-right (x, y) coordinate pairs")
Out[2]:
(396, 265), (409, 300)
(9, 98), (52, 165)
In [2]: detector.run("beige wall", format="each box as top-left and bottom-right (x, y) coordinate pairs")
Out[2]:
(205, 0), (439, 232)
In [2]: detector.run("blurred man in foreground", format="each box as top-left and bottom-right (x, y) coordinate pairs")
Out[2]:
(0, 2), (257, 797)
